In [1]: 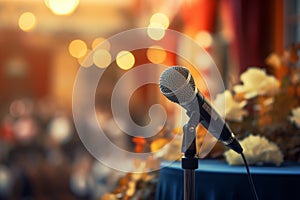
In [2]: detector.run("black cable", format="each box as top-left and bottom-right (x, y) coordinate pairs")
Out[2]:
(241, 152), (259, 200)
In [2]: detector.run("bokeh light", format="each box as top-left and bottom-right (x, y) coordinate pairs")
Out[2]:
(150, 13), (169, 29)
(18, 12), (36, 32)
(78, 49), (93, 68)
(195, 31), (213, 48)
(92, 37), (111, 51)
(69, 39), (88, 58)
(48, 116), (72, 144)
(116, 50), (135, 70)
(93, 49), (111, 69)
(9, 99), (26, 117)
(147, 23), (165, 41)
(147, 45), (167, 64)
(45, 0), (80, 16)
(13, 117), (37, 143)
(0, 165), (13, 195)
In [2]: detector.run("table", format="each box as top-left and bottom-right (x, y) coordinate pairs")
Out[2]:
(155, 160), (300, 200)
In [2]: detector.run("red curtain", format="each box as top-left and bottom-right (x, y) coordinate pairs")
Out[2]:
(226, 0), (281, 73)
(179, 0), (282, 74)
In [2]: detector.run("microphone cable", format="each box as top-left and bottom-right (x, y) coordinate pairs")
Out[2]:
(241, 152), (259, 200)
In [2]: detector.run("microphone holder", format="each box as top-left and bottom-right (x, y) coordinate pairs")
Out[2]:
(181, 111), (199, 200)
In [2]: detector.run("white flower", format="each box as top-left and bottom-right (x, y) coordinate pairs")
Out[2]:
(224, 134), (283, 166)
(233, 68), (280, 99)
(213, 90), (248, 122)
(289, 107), (300, 128)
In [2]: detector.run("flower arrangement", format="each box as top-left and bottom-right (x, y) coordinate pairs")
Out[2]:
(213, 90), (248, 122)
(224, 134), (283, 166)
(233, 68), (280, 99)
(217, 47), (300, 164)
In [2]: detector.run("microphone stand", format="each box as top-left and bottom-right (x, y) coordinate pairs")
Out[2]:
(181, 111), (199, 200)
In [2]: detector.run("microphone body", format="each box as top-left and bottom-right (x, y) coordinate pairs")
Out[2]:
(159, 66), (243, 154)
(185, 92), (243, 154)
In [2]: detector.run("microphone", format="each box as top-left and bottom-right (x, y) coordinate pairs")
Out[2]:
(159, 66), (243, 154)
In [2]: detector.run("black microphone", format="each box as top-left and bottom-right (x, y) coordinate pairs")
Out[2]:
(159, 66), (243, 154)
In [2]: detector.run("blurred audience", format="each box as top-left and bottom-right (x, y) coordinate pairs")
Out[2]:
(0, 97), (120, 200)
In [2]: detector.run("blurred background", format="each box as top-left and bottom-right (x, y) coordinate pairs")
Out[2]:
(0, 0), (295, 199)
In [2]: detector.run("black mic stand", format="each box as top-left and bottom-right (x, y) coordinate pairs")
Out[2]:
(181, 111), (199, 200)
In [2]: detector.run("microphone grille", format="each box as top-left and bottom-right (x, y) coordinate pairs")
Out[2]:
(159, 66), (196, 104)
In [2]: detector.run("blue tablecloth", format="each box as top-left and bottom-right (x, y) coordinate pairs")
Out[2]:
(155, 160), (300, 200)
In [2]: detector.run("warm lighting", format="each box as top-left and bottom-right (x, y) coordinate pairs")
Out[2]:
(116, 50), (135, 70)
(147, 23), (165, 41)
(147, 45), (167, 64)
(150, 13), (169, 29)
(93, 49), (111, 69)
(195, 31), (213, 48)
(92, 37), (111, 51)
(18, 12), (36, 32)
(45, 0), (80, 16)
(78, 49), (93, 68)
(69, 39), (87, 58)
(14, 117), (37, 142)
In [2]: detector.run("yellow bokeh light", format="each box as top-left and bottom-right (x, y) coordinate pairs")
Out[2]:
(147, 23), (165, 41)
(18, 12), (36, 32)
(147, 46), (167, 64)
(150, 13), (169, 29)
(78, 49), (93, 68)
(92, 37), (111, 51)
(69, 39), (87, 58)
(195, 31), (213, 48)
(116, 51), (135, 70)
(93, 49), (111, 69)
(46, 0), (79, 16)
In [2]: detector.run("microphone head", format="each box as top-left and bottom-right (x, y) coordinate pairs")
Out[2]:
(159, 66), (197, 105)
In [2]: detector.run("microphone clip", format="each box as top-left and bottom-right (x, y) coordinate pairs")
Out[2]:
(181, 111), (199, 170)
(182, 111), (200, 157)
